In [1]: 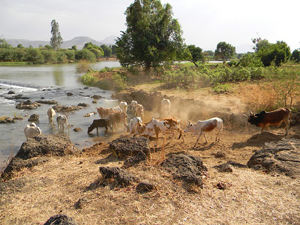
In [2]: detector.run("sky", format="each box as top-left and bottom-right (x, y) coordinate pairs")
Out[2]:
(1, 0), (300, 53)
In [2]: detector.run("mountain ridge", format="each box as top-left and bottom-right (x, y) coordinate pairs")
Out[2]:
(6, 36), (118, 50)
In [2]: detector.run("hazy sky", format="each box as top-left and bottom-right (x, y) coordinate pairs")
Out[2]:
(1, 0), (299, 53)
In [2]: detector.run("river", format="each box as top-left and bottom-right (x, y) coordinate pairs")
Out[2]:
(0, 61), (121, 172)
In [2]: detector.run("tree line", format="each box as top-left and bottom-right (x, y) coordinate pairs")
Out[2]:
(1, 1), (300, 68)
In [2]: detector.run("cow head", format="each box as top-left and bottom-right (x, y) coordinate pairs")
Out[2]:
(184, 121), (194, 133)
(248, 111), (261, 126)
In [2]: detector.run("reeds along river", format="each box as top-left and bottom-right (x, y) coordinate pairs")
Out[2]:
(0, 61), (121, 172)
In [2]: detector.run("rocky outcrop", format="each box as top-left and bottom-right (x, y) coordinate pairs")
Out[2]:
(109, 137), (150, 158)
(36, 99), (58, 104)
(161, 153), (208, 187)
(247, 138), (300, 178)
(28, 113), (39, 122)
(44, 214), (77, 225)
(1, 134), (81, 181)
(16, 100), (41, 109)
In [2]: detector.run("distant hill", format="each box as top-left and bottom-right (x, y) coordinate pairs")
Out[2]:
(6, 36), (118, 50)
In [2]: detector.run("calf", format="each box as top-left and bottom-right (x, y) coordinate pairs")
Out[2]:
(119, 101), (128, 113)
(88, 119), (110, 134)
(24, 123), (42, 140)
(108, 112), (127, 132)
(248, 107), (291, 135)
(112, 106), (122, 113)
(161, 98), (171, 117)
(184, 117), (223, 147)
(47, 108), (56, 125)
(57, 114), (69, 132)
(127, 117), (143, 136)
(96, 107), (114, 119)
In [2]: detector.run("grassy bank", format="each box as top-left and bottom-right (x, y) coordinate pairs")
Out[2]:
(80, 62), (300, 112)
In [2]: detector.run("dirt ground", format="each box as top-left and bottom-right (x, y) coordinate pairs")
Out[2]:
(1, 85), (300, 225)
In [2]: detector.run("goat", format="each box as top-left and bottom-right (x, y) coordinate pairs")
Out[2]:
(24, 123), (42, 140)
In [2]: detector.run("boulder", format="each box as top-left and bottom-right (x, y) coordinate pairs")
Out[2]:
(136, 182), (157, 193)
(36, 99), (58, 104)
(28, 114), (39, 122)
(53, 104), (83, 112)
(247, 138), (300, 178)
(1, 134), (80, 180)
(16, 100), (40, 109)
(109, 137), (150, 158)
(99, 166), (139, 187)
(44, 214), (77, 225)
(0, 116), (15, 123)
(161, 153), (207, 187)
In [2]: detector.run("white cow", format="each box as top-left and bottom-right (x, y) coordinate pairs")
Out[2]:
(184, 117), (223, 147)
(119, 101), (128, 114)
(57, 114), (69, 131)
(47, 108), (56, 125)
(24, 123), (42, 140)
(161, 98), (171, 117)
(135, 104), (144, 119)
(112, 106), (122, 113)
(127, 117), (143, 136)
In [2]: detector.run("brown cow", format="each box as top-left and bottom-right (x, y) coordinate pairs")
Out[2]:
(96, 107), (114, 119)
(248, 107), (291, 135)
(108, 112), (127, 132)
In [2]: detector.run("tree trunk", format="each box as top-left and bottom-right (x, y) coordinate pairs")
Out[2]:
(192, 61), (199, 67)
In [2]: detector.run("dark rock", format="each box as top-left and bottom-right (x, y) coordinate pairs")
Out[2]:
(78, 103), (90, 107)
(16, 100), (41, 110)
(1, 134), (80, 181)
(161, 153), (207, 187)
(66, 92), (73, 96)
(74, 198), (87, 209)
(122, 151), (147, 168)
(136, 182), (157, 193)
(91, 95), (102, 100)
(99, 166), (139, 187)
(214, 151), (226, 158)
(73, 127), (82, 132)
(36, 99), (58, 104)
(44, 214), (77, 225)
(53, 104), (83, 112)
(247, 138), (300, 178)
(8, 90), (15, 94)
(213, 163), (233, 172)
(0, 116), (15, 123)
(28, 114), (39, 122)
(109, 137), (150, 158)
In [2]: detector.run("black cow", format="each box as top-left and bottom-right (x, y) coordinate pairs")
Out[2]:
(87, 119), (111, 134)
(248, 107), (291, 135)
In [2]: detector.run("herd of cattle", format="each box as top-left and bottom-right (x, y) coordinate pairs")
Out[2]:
(24, 97), (292, 147)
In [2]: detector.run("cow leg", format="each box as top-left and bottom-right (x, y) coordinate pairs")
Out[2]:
(104, 126), (108, 135)
(96, 127), (99, 135)
(204, 133), (208, 143)
(194, 132), (202, 147)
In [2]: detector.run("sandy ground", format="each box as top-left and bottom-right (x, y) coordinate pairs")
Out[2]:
(1, 86), (300, 225)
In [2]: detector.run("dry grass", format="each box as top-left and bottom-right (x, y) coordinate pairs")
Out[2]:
(1, 81), (300, 225)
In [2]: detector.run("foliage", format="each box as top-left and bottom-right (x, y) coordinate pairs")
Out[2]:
(237, 53), (263, 67)
(75, 49), (96, 62)
(83, 42), (104, 59)
(187, 45), (204, 67)
(213, 83), (231, 94)
(101, 45), (112, 57)
(252, 38), (271, 52)
(76, 60), (91, 73)
(214, 42), (236, 63)
(116, 0), (184, 70)
(291, 49), (300, 63)
(79, 72), (96, 85)
(50, 19), (63, 51)
(257, 41), (291, 67)
(272, 67), (300, 109)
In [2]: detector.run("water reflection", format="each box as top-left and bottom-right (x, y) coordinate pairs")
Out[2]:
(53, 69), (64, 86)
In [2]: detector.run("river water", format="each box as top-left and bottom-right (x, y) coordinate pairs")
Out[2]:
(0, 61), (121, 171)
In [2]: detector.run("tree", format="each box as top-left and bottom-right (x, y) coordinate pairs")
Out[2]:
(50, 19), (63, 51)
(214, 42), (236, 63)
(291, 49), (300, 63)
(258, 41), (291, 66)
(116, 0), (184, 71)
(187, 45), (203, 67)
(252, 38), (271, 52)
(101, 44), (112, 57)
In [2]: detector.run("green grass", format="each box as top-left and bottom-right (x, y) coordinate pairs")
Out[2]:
(0, 62), (32, 66)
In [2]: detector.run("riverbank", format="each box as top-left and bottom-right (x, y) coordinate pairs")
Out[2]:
(1, 85), (300, 224)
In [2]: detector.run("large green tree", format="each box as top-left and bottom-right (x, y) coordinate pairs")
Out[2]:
(116, 0), (184, 71)
(50, 19), (63, 51)
(258, 41), (291, 66)
(214, 42), (236, 63)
